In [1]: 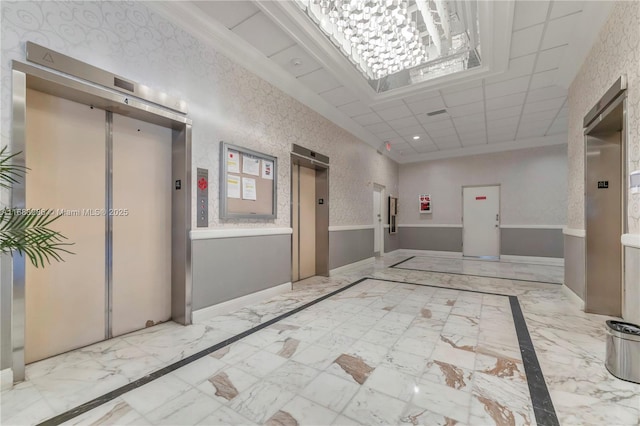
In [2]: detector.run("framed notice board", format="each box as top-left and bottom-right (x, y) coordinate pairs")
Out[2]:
(220, 141), (277, 219)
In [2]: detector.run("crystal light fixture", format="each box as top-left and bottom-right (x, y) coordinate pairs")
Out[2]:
(296, 0), (481, 90)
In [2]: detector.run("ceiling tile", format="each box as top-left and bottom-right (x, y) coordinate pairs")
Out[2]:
(484, 54), (536, 85)
(526, 86), (568, 103)
(513, 1), (550, 31)
(338, 100), (371, 117)
(371, 100), (406, 111)
(488, 126), (518, 138)
(522, 112), (558, 126)
(487, 116), (520, 130)
(447, 101), (485, 118)
(542, 13), (581, 50)
(297, 68), (341, 93)
(460, 136), (488, 146)
(194, 1), (259, 29)
(406, 96), (447, 114)
(397, 125), (426, 137)
(232, 12), (295, 57)
(510, 24), (544, 58)
(387, 116), (420, 129)
(364, 122), (393, 133)
(485, 92), (527, 111)
(441, 79), (482, 94)
(485, 76), (530, 99)
(376, 105), (414, 121)
(269, 44), (321, 77)
(443, 87), (484, 107)
(530, 69), (557, 90)
(319, 86), (359, 106)
(535, 45), (567, 73)
(421, 118), (453, 131)
(550, 1), (584, 19)
(523, 97), (566, 114)
(547, 117), (569, 134)
(352, 112), (383, 126)
(453, 112), (485, 126)
(486, 105), (522, 120)
(557, 107), (569, 118)
(427, 127), (458, 138)
(433, 136), (461, 148)
(375, 130), (401, 140)
(454, 124), (486, 135)
(489, 132), (517, 143)
(517, 126), (548, 139)
(402, 90), (442, 104)
(414, 144), (439, 153)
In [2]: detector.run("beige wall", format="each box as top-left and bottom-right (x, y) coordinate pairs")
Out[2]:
(399, 144), (568, 226)
(567, 1), (640, 233)
(0, 1), (399, 229)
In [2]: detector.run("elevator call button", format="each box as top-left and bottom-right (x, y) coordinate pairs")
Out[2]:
(197, 168), (208, 228)
(598, 181), (609, 189)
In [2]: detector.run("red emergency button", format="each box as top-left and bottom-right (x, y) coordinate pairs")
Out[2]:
(198, 177), (208, 191)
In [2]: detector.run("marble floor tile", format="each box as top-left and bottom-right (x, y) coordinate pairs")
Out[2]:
(5, 252), (638, 426)
(342, 386), (408, 426)
(300, 371), (360, 413)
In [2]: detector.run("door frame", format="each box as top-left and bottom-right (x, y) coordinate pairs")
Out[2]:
(373, 184), (385, 256)
(461, 184), (501, 258)
(8, 60), (192, 382)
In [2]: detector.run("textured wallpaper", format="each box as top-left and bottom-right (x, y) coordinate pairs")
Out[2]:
(399, 145), (568, 226)
(0, 1), (399, 228)
(567, 1), (640, 233)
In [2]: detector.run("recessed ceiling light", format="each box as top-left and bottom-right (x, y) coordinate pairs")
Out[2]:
(413, 136), (420, 140)
(290, 58), (303, 67)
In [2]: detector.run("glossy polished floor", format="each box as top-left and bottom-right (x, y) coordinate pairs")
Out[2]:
(2, 252), (638, 425)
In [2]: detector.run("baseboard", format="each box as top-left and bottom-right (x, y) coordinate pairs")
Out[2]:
(562, 284), (585, 310)
(500, 255), (565, 266)
(396, 249), (463, 258)
(1, 368), (13, 391)
(329, 257), (375, 276)
(192, 282), (291, 323)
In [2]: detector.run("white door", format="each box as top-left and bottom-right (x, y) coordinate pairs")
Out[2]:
(463, 185), (500, 258)
(373, 188), (383, 255)
(25, 89), (107, 363)
(111, 114), (172, 336)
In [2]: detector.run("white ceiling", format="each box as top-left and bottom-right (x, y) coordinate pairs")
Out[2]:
(153, 1), (614, 163)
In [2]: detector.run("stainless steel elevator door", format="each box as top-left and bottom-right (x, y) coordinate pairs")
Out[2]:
(24, 89), (106, 363)
(299, 166), (316, 280)
(111, 114), (172, 336)
(586, 132), (622, 316)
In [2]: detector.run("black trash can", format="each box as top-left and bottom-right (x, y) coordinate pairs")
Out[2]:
(605, 320), (640, 384)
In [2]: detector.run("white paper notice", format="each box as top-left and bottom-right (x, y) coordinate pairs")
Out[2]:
(242, 177), (257, 200)
(227, 150), (240, 173)
(242, 156), (260, 176)
(227, 174), (241, 199)
(262, 160), (274, 180)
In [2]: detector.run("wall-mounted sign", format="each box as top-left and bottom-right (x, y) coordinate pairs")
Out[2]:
(419, 194), (431, 213)
(476, 196), (486, 200)
(597, 181), (609, 189)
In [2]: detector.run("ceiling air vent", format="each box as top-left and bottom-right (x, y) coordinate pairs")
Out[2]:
(427, 109), (447, 117)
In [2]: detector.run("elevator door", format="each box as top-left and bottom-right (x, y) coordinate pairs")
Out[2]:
(299, 166), (316, 279)
(25, 89), (106, 363)
(585, 132), (622, 316)
(111, 115), (172, 336)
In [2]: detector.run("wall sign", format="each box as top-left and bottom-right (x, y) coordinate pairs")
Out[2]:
(476, 196), (486, 200)
(597, 181), (609, 189)
(419, 194), (431, 213)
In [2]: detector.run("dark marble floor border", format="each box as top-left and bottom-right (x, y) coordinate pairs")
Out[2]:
(37, 274), (559, 426)
(391, 259), (562, 285)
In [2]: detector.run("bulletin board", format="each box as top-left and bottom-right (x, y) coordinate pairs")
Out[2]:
(219, 141), (277, 219)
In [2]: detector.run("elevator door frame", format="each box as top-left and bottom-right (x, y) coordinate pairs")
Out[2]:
(583, 93), (627, 316)
(9, 61), (193, 383)
(290, 153), (329, 281)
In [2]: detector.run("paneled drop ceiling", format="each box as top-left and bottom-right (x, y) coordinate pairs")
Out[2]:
(151, 1), (614, 163)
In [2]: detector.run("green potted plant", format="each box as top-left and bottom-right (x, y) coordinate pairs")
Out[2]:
(0, 146), (72, 267)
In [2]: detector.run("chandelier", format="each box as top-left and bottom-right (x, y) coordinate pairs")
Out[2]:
(296, 0), (480, 86)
